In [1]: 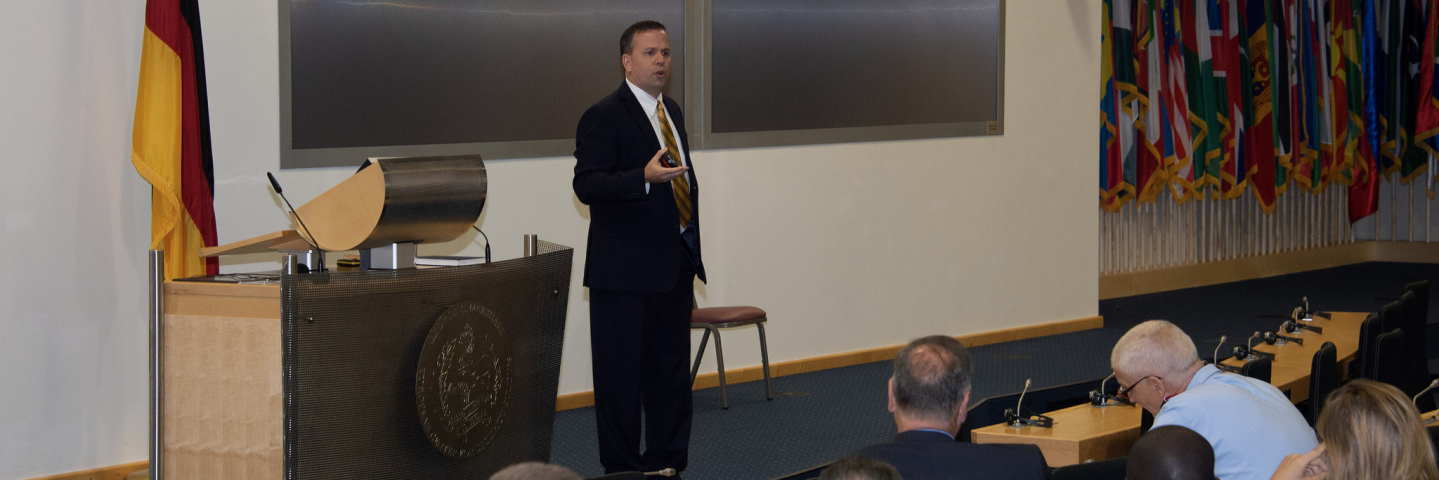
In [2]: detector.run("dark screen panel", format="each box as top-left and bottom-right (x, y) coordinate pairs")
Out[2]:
(289, 0), (684, 149)
(710, 0), (998, 134)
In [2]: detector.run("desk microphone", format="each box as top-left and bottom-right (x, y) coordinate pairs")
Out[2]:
(471, 225), (492, 263)
(267, 172), (324, 272)
(1264, 330), (1304, 346)
(1089, 373), (1132, 406)
(1005, 379), (1053, 428)
(268, 172), (319, 250)
(1016, 379), (1030, 418)
(644, 468), (676, 477)
(1214, 335), (1227, 363)
(1282, 320), (1323, 335)
(1414, 379), (1439, 405)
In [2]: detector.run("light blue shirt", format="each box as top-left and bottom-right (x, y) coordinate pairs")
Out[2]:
(1152, 364), (1318, 480)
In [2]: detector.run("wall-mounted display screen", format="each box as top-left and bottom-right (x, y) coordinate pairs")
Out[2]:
(708, 0), (1000, 135)
(282, 0), (685, 168)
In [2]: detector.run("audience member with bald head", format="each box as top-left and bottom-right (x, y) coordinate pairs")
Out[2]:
(851, 335), (1047, 480)
(1110, 320), (1315, 480)
(1126, 426), (1216, 480)
(489, 461), (583, 480)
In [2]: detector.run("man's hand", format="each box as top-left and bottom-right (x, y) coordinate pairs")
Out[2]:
(1269, 444), (1328, 480)
(643, 148), (688, 183)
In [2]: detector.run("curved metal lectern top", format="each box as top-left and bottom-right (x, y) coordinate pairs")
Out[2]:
(294, 155), (487, 251)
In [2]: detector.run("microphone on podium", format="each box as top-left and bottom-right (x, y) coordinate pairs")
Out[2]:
(267, 172), (321, 252)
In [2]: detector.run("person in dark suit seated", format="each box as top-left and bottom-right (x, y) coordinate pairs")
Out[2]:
(1126, 426), (1216, 480)
(853, 335), (1049, 480)
(819, 455), (903, 480)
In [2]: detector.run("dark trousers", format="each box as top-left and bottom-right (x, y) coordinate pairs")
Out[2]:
(589, 251), (696, 474)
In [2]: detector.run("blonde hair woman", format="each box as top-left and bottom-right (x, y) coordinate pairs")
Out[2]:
(1270, 379), (1439, 480)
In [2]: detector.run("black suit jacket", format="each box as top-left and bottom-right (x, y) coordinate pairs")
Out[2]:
(854, 430), (1050, 480)
(573, 83), (706, 293)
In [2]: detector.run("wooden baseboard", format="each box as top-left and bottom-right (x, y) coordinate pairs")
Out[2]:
(1099, 241), (1439, 300)
(28, 461), (147, 480)
(556, 315), (1104, 411)
(44, 317), (1104, 476)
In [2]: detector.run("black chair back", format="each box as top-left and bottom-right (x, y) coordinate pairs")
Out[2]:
(1376, 328), (1406, 387)
(1356, 312), (1383, 380)
(1378, 301), (1404, 337)
(1051, 456), (1127, 480)
(959, 377), (1106, 442)
(1240, 355), (1273, 384)
(1408, 280), (1432, 324)
(1307, 341), (1338, 427)
(1401, 290), (1432, 397)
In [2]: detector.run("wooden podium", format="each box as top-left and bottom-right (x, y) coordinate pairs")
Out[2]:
(151, 156), (573, 479)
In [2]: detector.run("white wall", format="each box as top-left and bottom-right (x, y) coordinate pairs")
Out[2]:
(0, 0), (1099, 478)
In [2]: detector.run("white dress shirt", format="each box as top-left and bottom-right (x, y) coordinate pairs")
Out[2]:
(625, 79), (690, 194)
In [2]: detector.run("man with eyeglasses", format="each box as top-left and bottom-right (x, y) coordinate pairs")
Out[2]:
(1110, 320), (1316, 480)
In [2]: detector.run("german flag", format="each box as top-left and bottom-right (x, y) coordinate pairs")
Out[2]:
(131, 0), (217, 280)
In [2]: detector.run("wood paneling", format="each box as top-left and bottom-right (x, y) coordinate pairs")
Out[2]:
(26, 462), (148, 480)
(1099, 242), (1439, 300)
(556, 315), (1104, 411)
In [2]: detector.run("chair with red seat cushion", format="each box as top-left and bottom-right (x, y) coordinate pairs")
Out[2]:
(690, 304), (772, 409)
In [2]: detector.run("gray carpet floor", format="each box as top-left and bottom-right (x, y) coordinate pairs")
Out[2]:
(548, 261), (1438, 479)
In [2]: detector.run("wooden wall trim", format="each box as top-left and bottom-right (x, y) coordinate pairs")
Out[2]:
(1098, 241), (1439, 300)
(37, 316), (1102, 475)
(556, 315), (1104, 411)
(27, 461), (147, 480)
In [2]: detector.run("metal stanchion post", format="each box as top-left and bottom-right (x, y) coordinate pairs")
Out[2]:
(148, 250), (164, 480)
(523, 234), (539, 257)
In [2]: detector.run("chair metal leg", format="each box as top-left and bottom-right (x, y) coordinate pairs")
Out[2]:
(758, 321), (772, 401)
(711, 326), (728, 409)
(691, 327), (710, 387)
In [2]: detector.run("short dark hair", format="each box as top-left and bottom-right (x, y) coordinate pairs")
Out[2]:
(819, 455), (902, 480)
(621, 20), (667, 55)
(892, 335), (972, 421)
(1125, 426), (1216, 480)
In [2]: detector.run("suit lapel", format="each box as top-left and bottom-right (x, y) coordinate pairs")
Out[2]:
(616, 83), (662, 157)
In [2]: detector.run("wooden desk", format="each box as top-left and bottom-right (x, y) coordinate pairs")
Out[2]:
(970, 403), (1142, 467)
(973, 311), (1367, 465)
(1221, 311), (1367, 403)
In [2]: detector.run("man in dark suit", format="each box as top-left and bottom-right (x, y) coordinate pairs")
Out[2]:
(572, 20), (706, 476)
(854, 336), (1050, 480)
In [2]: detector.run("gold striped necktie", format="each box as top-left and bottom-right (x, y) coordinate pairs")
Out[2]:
(655, 102), (692, 229)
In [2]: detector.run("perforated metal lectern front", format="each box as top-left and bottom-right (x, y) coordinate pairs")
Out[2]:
(281, 241), (572, 479)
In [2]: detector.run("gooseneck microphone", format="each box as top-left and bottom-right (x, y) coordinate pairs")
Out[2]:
(1214, 335), (1228, 364)
(1090, 373), (1133, 406)
(1414, 379), (1439, 405)
(267, 172), (325, 273)
(1264, 330), (1304, 346)
(268, 172), (319, 251)
(1282, 320), (1323, 335)
(471, 225), (492, 264)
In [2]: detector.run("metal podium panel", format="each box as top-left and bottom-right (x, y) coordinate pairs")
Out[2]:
(281, 241), (572, 479)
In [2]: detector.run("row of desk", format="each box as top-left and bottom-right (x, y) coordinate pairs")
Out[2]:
(971, 312), (1369, 467)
